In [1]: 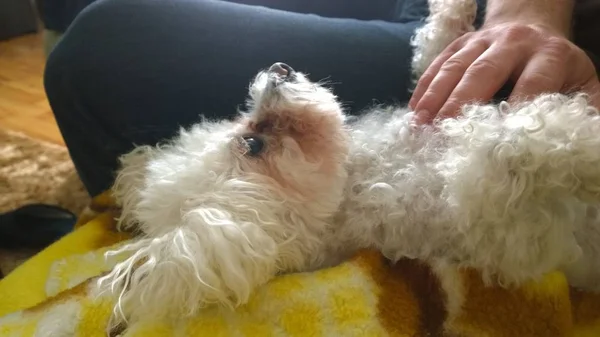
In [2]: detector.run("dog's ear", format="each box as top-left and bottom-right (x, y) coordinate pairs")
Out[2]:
(112, 145), (155, 231)
(97, 207), (279, 329)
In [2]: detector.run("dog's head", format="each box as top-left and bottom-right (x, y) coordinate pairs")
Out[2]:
(237, 62), (350, 219)
(113, 63), (349, 274)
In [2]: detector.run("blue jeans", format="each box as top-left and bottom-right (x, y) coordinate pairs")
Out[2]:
(45, 0), (486, 197)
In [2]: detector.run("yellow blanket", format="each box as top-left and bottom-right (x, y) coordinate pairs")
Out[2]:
(1, 194), (599, 337)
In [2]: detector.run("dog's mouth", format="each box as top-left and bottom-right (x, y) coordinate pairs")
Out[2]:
(267, 62), (297, 86)
(257, 62), (317, 104)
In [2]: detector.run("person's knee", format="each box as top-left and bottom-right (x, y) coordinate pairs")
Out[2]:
(44, 0), (144, 117)
(44, 38), (71, 123)
(43, 0), (106, 114)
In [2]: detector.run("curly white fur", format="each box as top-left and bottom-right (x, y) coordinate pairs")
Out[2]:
(338, 94), (600, 288)
(410, 0), (477, 79)
(97, 69), (350, 328)
(95, 0), (600, 333)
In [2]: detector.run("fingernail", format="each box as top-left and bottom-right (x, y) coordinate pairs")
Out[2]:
(417, 109), (430, 121)
(413, 109), (430, 125)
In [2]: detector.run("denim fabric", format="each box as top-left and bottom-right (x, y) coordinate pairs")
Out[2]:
(44, 0), (486, 197)
(36, 0), (97, 32)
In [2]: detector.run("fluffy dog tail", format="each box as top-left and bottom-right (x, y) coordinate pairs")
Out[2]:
(410, 0), (477, 80)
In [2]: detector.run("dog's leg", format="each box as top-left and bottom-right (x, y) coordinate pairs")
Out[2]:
(411, 0), (477, 80)
(95, 209), (279, 330)
(435, 93), (600, 287)
(561, 206), (600, 292)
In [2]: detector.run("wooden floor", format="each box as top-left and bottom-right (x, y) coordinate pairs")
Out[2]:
(0, 32), (64, 145)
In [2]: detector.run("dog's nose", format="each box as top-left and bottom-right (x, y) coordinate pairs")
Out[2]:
(268, 62), (294, 77)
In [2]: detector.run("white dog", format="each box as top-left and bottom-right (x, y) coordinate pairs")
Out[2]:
(97, 0), (600, 331)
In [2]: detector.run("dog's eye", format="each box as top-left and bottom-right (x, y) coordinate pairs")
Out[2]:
(242, 136), (265, 156)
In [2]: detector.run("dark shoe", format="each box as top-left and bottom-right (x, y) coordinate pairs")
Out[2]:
(0, 204), (76, 249)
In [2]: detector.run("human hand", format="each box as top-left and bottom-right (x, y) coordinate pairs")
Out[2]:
(409, 22), (600, 125)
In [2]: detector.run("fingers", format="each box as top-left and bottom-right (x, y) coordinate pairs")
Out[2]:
(582, 77), (600, 111)
(412, 40), (490, 124)
(410, 25), (600, 125)
(409, 35), (478, 110)
(509, 47), (568, 104)
(564, 48), (600, 109)
(409, 37), (466, 110)
(434, 43), (525, 120)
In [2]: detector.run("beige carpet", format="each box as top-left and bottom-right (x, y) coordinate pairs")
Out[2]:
(0, 128), (90, 276)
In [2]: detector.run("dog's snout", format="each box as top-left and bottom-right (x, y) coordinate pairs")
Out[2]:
(268, 62), (294, 77)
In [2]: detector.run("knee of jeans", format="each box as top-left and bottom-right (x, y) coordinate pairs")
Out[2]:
(44, 41), (70, 122)
(43, 0), (129, 119)
(43, 0), (203, 109)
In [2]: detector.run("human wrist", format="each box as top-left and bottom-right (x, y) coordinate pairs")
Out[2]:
(483, 0), (574, 37)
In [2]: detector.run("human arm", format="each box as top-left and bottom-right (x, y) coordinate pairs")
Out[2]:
(483, 0), (574, 37)
(409, 0), (600, 124)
